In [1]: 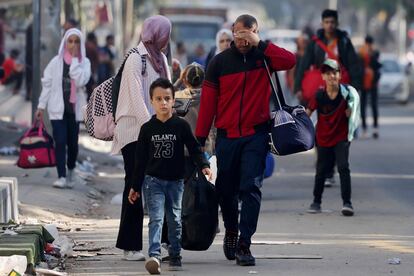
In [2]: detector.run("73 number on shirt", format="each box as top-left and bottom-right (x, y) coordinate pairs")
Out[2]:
(153, 141), (174, 158)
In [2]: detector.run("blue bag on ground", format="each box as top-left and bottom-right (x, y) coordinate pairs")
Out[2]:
(264, 59), (315, 156)
(181, 170), (218, 251)
(264, 152), (275, 178)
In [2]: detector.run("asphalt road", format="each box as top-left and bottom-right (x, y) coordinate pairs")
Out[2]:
(67, 102), (414, 276)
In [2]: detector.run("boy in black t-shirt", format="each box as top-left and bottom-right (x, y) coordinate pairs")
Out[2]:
(128, 78), (212, 274)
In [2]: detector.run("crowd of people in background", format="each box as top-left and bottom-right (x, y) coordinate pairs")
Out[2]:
(0, 5), (392, 275)
(0, 13), (116, 102)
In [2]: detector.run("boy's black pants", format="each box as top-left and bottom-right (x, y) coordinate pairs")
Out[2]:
(314, 141), (352, 205)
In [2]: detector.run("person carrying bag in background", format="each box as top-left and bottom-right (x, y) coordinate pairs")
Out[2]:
(35, 28), (91, 189)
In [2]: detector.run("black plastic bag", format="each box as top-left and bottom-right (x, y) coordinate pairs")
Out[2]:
(181, 169), (218, 251)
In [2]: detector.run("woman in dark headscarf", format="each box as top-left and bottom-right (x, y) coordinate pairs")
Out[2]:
(112, 15), (171, 261)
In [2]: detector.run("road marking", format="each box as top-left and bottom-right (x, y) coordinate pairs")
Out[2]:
(255, 255), (323, 259)
(367, 116), (414, 125)
(275, 172), (414, 180)
(252, 233), (414, 239)
(0, 159), (16, 165)
(97, 172), (124, 178)
(362, 240), (414, 254)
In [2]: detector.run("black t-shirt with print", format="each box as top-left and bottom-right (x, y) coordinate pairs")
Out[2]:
(62, 62), (74, 114)
(132, 114), (209, 191)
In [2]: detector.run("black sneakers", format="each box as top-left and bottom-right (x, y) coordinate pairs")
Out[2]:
(372, 128), (379, 139)
(307, 202), (321, 213)
(341, 203), (354, 216)
(223, 231), (238, 260)
(168, 255), (182, 271)
(235, 242), (255, 266)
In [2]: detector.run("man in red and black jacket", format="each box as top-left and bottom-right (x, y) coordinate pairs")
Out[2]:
(195, 14), (295, 266)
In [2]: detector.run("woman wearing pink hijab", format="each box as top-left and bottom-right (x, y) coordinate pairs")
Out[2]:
(111, 15), (172, 262)
(36, 28), (91, 189)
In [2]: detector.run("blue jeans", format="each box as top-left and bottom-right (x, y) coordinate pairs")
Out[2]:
(143, 175), (184, 258)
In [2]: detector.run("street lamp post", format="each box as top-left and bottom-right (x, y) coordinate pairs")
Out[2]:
(31, 0), (40, 123)
(31, 0), (61, 125)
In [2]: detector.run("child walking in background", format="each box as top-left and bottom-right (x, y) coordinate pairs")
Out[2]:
(175, 63), (216, 166)
(306, 59), (360, 216)
(128, 78), (212, 274)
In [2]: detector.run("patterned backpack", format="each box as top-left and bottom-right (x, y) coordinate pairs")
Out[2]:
(83, 48), (146, 141)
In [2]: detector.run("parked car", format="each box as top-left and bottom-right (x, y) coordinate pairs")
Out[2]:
(262, 29), (301, 52)
(378, 54), (410, 104)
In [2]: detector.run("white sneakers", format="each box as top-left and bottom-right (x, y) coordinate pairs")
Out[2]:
(145, 257), (161, 274)
(123, 250), (145, 261)
(52, 170), (86, 189)
(53, 177), (67, 189)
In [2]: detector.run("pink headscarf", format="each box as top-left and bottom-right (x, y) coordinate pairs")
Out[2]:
(60, 29), (84, 106)
(141, 15), (171, 78)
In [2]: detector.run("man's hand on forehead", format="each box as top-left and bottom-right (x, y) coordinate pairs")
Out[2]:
(234, 27), (260, 47)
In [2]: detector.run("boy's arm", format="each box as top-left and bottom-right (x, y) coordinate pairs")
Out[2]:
(306, 92), (318, 117)
(132, 126), (149, 192)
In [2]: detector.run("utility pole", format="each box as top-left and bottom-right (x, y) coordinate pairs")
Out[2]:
(397, 1), (407, 59)
(124, 0), (134, 50)
(113, 0), (124, 65)
(31, 0), (61, 126)
(31, 0), (40, 123)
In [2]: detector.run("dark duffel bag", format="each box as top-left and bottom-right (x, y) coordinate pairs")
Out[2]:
(181, 169), (218, 251)
(264, 59), (315, 156)
(269, 105), (315, 155)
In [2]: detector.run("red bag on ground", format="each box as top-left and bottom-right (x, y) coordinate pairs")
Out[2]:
(17, 119), (56, 168)
(301, 37), (350, 102)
